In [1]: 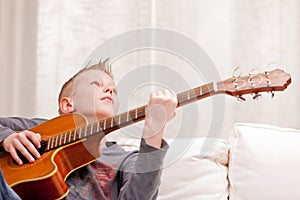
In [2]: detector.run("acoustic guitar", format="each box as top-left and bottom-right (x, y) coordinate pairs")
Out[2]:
(0, 69), (291, 199)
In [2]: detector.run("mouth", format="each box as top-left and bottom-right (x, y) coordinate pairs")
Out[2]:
(100, 96), (113, 103)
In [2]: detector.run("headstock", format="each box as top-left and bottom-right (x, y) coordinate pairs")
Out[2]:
(217, 69), (291, 101)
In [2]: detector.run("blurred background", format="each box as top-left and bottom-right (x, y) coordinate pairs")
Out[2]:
(0, 0), (299, 139)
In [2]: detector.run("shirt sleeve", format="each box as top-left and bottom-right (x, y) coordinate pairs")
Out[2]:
(117, 138), (169, 200)
(0, 117), (47, 143)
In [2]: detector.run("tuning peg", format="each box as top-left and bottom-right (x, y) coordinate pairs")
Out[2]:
(252, 93), (262, 100)
(271, 90), (275, 98)
(234, 81), (238, 89)
(264, 71), (270, 76)
(266, 78), (271, 86)
(237, 95), (246, 102)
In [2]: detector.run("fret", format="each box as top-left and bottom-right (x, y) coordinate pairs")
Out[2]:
(187, 90), (190, 100)
(73, 130), (76, 141)
(97, 121), (100, 132)
(78, 127), (82, 138)
(199, 86), (202, 96)
(104, 119), (106, 130)
(111, 117), (113, 128)
(135, 109), (137, 119)
(127, 112), (129, 122)
(84, 126), (88, 137)
(68, 131), (72, 143)
(118, 115), (121, 125)
(47, 139), (51, 150)
(64, 133), (67, 144)
(90, 123), (93, 135)
(59, 134), (62, 146)
(60, 135), (63, 145)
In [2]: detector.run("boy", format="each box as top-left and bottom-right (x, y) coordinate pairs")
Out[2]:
(0, 59), (177, 199)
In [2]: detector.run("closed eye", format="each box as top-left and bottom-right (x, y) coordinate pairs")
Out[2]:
(90, 81), (101, 87)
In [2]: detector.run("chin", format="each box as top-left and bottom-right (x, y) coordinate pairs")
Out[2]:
(96, 111), (114, 120)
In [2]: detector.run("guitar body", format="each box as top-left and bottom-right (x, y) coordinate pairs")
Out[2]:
(0, 114), (105, 200)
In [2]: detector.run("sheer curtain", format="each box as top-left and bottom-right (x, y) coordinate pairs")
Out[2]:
(0, 0), (38, 116)
(0, 0), (299, 137)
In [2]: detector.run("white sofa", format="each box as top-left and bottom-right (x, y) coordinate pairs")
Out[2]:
(107, 123), (300, 200)
(158, 123), (300, 200)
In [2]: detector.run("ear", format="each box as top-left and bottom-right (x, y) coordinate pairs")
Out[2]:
(59, 97), (75, 114)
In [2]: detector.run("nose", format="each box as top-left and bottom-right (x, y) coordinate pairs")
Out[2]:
(104, 86), (113, 95)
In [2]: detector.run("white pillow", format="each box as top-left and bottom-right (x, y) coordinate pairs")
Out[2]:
(229, 123), (300, 200)
(158, 137), (229, 200)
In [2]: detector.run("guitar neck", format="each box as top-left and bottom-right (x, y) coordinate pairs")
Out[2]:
(44, 67), (292, 152)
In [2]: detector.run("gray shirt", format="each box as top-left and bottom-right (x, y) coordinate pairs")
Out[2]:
(0, 117), (168, 200)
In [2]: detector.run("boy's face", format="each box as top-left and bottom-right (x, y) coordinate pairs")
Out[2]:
(71, 69), (119, 121)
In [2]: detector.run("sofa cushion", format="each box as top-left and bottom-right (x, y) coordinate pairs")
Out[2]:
(229, 123), (300, 200)
(158, 137), (229, 200)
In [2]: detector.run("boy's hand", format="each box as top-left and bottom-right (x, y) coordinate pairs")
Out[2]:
(143, 89), (178, 148)
(1, 131), (41, 165)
